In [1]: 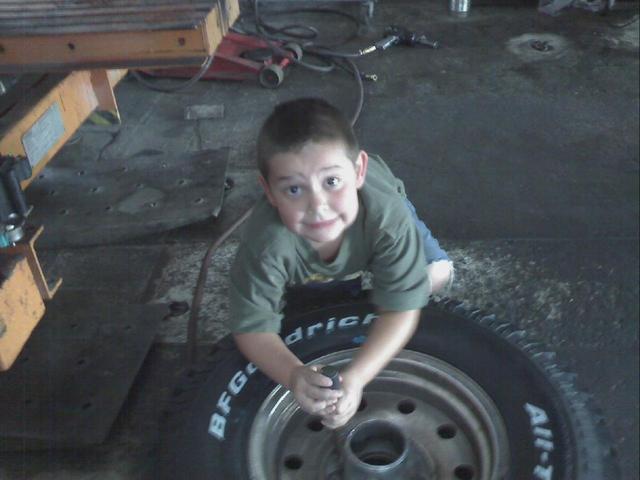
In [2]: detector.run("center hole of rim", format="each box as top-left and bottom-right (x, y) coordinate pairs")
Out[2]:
(347, 420), (407, 467)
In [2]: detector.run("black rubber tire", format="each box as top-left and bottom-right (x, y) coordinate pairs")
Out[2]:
(156, 299), (619, 480)
(258, 64), (284, 89)
(283, 42), (303, 61)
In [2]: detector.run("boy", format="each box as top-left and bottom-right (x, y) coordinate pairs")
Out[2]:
(229, 98), (452, 429)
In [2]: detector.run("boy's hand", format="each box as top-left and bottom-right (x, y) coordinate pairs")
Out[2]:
(289, 365), (343, 415)
(321, 373), (364, 429)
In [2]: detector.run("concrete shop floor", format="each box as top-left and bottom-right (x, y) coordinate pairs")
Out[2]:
(1, 1), (639, 478)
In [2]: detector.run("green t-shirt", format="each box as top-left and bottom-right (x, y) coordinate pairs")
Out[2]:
(228, 155), (430, 333)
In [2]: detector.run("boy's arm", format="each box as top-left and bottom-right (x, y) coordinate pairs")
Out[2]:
(342, 308), (420, 385)
(323, 308), (420, 428)
(233, 332), (342, 413)
(233, 332), (302, 389)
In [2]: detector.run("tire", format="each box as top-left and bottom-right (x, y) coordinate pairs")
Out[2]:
(156, 299), (619, 480)
(258, 64), (284, 89)
(283, 42), (303, 61)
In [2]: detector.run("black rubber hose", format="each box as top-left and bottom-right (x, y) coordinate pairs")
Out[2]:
(131, 55), (214, 93)
(186, 206), (255, 366)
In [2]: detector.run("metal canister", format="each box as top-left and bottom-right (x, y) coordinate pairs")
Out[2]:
(449, 0), (470, 16)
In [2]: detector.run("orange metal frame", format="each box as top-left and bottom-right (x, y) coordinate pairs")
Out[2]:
(0, 69), (126, 188)
(0, 69), (125, 370)
(0, 0), (239, 371)
(0, 253), (46, 371)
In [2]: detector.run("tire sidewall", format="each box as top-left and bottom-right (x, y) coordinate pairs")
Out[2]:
(160, 301), (584, 480)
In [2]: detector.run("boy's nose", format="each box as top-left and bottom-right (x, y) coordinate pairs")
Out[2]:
(308, 190), (328, 213)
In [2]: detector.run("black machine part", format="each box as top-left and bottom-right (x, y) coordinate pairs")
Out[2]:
(0, 156), (32, 225)
(379, 25), (440, 50)
(321, 365), (342, 390)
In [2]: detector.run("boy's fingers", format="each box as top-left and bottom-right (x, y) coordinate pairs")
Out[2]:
(336, 399), (352, 415)
(332, 410), (352, 426)
(304, 366), (334, 388)
(333, 398), (359, 421)
(307, 399), (333, 414)
(334, 395), (350, 413)
(320, 404), (337, 416)
(310, 371), (334, 388)
(321, 405), (349, 425)
(308, 385), (342, 401)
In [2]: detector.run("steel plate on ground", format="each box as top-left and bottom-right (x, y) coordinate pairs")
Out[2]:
(39, 245), (170, 301)
(0, 292), (167, 450)
(26, 148), (229, 247)
(0, 246), (169, 449)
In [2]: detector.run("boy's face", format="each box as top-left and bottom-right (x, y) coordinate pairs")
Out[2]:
(260, 141), (368, 250)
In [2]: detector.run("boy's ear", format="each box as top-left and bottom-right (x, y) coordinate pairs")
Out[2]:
(355, 150), (369, 189)
(259, 174), (277, 206)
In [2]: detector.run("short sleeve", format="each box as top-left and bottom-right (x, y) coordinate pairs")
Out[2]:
(227, 244), (288, 333)
(369, 215), (431, 312)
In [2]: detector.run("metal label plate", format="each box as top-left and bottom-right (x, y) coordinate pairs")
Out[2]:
(21, 101), (66, 168)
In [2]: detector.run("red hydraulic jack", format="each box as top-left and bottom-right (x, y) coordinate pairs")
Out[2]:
(141, 32), (302, 89)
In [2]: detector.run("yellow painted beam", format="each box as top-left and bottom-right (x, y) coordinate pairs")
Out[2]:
(0, 255), (46, 371)
(0, 69), (126, 188)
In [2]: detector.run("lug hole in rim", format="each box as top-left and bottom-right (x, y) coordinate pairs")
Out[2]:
(398, 399), (416, 414)
(284, 455), (303, 470)
(454, 465), (475, 479)
(437, 424), (457, 439)
(307, 418), (324, 432)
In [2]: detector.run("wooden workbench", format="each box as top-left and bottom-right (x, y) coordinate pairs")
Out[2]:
(0, 0), (240, 73)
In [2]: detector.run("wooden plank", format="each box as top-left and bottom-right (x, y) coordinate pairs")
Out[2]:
(0, 1), (213, 8)
(0, 6), (212, 19)
(0, 0), (217, 15)
(0, 10), (211, 22)
(0, 5), (213, 19)
(0, 28), (212, 71)
(0, 0), (228, 35)
(0, 0), (214, 7)
(0, 0), (238, 72)
(0, 19), (209, 37)
(0, 11), (211, 34)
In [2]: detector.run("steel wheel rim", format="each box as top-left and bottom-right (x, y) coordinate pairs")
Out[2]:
(248, 349), (510, 479)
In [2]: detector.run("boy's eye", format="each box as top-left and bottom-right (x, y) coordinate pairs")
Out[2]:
(286, 185), (301, 196)
(326, 176), (342, 188)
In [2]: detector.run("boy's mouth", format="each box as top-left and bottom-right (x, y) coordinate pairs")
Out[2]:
(304, 218), (338, 230)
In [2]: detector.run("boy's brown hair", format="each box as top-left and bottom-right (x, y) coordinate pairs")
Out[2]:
(257, 98), (359, 179)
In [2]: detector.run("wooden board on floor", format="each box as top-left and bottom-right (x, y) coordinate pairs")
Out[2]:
(0, 0), (240, 73)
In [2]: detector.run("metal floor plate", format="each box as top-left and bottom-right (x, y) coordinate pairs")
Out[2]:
(0, 246), (169, 450)
(0, 292), (167, 450)
(39, 245), (170, 302)
(26, 148), (229, 247)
